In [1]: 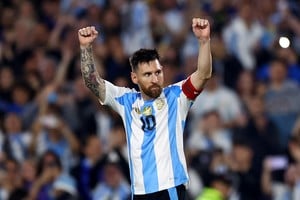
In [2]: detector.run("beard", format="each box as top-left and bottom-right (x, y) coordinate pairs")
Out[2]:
(140, 84), (162, 99)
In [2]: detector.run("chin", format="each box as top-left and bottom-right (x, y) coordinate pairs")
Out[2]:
(150, 90), (162, 98)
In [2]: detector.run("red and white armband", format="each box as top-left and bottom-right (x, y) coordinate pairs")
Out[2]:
(182, 76), (202, 100)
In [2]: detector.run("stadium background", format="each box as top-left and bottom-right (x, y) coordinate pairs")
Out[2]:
(1, 0), (300, 199)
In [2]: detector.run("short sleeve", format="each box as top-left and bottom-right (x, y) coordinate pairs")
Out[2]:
(100, 81), (136, 114)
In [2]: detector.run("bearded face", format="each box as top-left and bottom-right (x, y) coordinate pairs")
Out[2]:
(131, 59), (164, 100)
(139, 82), (162, 99)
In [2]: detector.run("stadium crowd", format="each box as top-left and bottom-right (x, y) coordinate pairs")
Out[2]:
(1, 0), (300, 199)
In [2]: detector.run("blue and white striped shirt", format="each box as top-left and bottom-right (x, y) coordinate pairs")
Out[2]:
(101, 80), (193, 195)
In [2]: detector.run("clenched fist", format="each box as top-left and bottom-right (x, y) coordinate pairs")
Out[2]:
(78, 26), (98, 48)
(192, 18), (210, 42)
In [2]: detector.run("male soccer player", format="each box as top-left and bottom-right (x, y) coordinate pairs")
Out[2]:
(78, 18), (212, 200)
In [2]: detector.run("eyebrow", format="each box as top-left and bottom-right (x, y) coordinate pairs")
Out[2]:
(143, 69), (162, 74)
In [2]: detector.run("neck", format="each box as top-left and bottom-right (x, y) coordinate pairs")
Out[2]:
(141, 93), (154, 101)
(140, 90), (161, 101)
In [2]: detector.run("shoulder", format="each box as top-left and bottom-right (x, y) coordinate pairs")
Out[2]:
(163, 82), (183, 98)
(164, 81), (184, 91)
(115, 89), (141, 101)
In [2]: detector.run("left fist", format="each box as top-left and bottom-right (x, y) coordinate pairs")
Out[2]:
(192, 18), (210, 42)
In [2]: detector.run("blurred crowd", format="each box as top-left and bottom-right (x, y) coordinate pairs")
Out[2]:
(1, 0), (300, 199)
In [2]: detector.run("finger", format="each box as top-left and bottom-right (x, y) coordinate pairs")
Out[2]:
(79, 28), (87, 36)
(192, 18), (198, 27)
(86, 27), (92, 36)
(204, 19), (208, 26)
(79, 27), (92, 37)
(197, 18), (201, 26)
(91, 26), (99, 35)
(192, 18), (197, 24)
(82, 28), (88, 36)
(200, 19), (204, 27)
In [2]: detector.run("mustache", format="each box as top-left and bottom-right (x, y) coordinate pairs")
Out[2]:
(149, 84), (160, 89)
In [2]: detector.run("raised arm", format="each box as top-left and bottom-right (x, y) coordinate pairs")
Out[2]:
(190, 18), (212, 90)
(78, 26), (106, 102)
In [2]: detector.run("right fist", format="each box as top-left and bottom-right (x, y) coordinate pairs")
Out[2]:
(78, 26), (98, 48)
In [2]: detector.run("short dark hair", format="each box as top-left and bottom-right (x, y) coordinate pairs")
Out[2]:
(129, 49), (160, 71)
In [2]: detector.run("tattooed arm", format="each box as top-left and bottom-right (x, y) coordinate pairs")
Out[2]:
(78, 26), (106, 102)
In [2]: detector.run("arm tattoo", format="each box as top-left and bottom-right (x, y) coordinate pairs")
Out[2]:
(80, 46), (106, 101)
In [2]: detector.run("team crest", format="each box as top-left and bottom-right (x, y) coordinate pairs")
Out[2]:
(142, 106), (152, 116)
(155, 98), (165, 110)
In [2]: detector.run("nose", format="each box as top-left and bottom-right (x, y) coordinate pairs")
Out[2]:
(151, 74), (158, 83)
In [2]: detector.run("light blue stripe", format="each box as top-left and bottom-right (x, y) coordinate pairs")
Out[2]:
(168, 187), (178, 200)
(165, 86), (188, 186)
(115, 93), (139, 194)
(141, 103), (159, 193)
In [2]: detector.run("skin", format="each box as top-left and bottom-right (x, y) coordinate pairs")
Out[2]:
(131, 60), (164, 100)
(78, 18), (211, 101)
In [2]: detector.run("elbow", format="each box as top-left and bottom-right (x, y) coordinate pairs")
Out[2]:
(195, 68), (212, 80)
(203, 72), (212, 80)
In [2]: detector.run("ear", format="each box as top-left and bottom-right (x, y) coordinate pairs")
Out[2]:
(131, 72), (138, 84)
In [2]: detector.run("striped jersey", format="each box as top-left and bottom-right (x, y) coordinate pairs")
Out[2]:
(101, 80), (193, 195)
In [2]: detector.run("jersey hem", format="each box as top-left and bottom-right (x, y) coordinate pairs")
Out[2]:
(133, 180), (189, 195)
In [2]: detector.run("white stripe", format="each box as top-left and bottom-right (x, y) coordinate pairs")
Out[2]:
(130, 100), (146, 194)
(176, 94), (189, 180)
(154, 94), (174, 190)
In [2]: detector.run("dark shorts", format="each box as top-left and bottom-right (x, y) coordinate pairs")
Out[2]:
(133, 184), (186, 200)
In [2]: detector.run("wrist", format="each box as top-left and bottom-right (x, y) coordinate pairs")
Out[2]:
(198, 38), (210, 44)
(80, 44), (92, 49)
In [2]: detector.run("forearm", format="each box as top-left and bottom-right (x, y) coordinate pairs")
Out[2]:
(261, 170), (272, 195)
(29, 121), (42, 155)
(80, 46), (106, 102)
(62, 127), (80, 153)
(191, 39), (212, 89)
(28, 178), (44, 200)
(53, 56), (71, 88)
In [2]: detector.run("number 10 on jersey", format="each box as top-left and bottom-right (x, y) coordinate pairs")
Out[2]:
(140, 115), (156, 132)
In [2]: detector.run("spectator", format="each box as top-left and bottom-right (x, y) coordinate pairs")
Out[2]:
(261, 152), (300, 200)
(236, 70), (256, 110)
(28, 150), (77, 200)
(196, 173), (233, 200)
(1, 112), (32, 163)
(190, 71), (243, 129)
(71, 135), (105, 200)
(0, 1), (300, 199)
(257, 47), (300, 85)
(0, 158), (22, 200)
(264, 58), (300, 148)
(235, 95), (282, 156)
(20, 158), (37, 192)
(92, 151), (131, 200)
(187, 110), (232, 154)
(223, 0), (264, 70)
(30, 101), (79, 171)
(228, 138), (264, 200)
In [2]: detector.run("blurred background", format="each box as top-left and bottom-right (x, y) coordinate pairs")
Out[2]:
(0, 0), (300, 199)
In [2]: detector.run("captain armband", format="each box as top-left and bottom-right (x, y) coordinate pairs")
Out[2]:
(182, 76), (203, 100)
